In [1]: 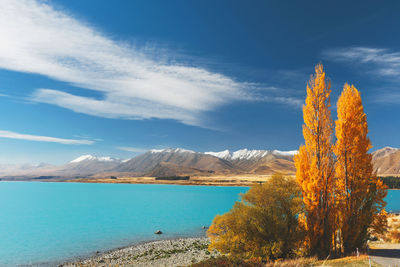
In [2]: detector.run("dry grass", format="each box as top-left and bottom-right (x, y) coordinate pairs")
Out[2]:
(264, 257), (317, 267)
(265, 256), (377, 267)
(68, 174), (295, 186)
(192, 255), (380, 267)
(313, 255), (381, 266)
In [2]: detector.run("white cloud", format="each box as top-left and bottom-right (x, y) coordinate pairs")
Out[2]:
(0, 130), (94, 144)
(0, 0), (299, 127)
(117, 147), (148, 153)
(323, 47), (400, 77)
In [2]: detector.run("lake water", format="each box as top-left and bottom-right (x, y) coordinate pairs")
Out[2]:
(0, 182), (248, 266)
(0, 182), (398, 266)
(385, 189), (400, 213)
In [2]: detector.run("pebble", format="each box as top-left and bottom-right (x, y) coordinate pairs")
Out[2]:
(62, 237), (219, 267)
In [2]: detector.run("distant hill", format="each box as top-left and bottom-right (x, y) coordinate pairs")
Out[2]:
(0, 155), (121, 179)
(145, 162), (213, 177)
(55, 155), (122, 176)
(0, 162), (54, 177)
(116, 148), (235, 174)
(372, 147), (400, 176)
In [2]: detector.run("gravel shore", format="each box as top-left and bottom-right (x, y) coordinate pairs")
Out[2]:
(61, 237), (220, 267)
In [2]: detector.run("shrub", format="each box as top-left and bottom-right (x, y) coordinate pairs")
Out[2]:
(207, 173), (305, 261)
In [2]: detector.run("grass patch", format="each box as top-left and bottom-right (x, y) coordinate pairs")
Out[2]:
(314, 255), (381, 266)
(191, 255), (382, 267)
(190, 256), (263, 267)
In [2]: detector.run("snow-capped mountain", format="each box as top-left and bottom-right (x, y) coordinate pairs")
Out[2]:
(204, 150), (231, 160)
(204, 148), (297, 174)
(205, 149), (298, 161)
(117, 148), (233, 173)
(144, 147), (298, 162)
(150, 148), (195, 154)
(70, 155), (120, 163)
(61, 148), (297, 176)
(127, 147), (297, 175)
(272, 150), (298, 156)
(53, 155), (123, 176)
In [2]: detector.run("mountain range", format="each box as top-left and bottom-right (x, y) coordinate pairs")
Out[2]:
(0, 147), (399, 180)
(0, 148), (296, 179)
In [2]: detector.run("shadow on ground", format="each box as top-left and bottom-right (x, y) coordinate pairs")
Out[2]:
(370, 248), (400, 266)
(370, 249), (400, 258)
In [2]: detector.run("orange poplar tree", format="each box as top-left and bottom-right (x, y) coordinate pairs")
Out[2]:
(294, 64), (336, 258)
(334, 83), (387, 254)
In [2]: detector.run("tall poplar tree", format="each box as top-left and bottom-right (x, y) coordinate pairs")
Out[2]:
(294, 64), (336, 258)
(334, 84), (387, 254)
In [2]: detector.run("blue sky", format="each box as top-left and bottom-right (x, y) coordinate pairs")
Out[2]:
(0, 0), (399, 164)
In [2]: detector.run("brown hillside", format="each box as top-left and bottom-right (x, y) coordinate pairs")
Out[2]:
(372, 147), (400, 176)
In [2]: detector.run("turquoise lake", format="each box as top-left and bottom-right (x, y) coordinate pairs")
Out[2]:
(0, 182), (398, 266)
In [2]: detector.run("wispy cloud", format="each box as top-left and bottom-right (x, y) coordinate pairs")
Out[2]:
(117, 147), (148, 153)
(0, 130), (94, 145)
(323, 47), (400, 77)
(374, 91), (400, 104)
(322, 47), (400, 104)
(257, 96), (303, 107)
(0, 0), (300, 128)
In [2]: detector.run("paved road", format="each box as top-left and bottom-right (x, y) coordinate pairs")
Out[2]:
(370, 244), (400, 266)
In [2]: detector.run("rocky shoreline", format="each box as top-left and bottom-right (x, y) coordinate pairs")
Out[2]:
(61, 237), (219, 267)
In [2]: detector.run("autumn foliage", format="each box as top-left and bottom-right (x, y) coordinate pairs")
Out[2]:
(294, 64), (336, 257)
(207, 64), (387, 262)
(295, 65), (387, 257)
(334, 83), (387, 254)
(207, 174), (304, 261)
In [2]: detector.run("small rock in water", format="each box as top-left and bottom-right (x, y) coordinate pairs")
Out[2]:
(202, 226), (208, 229)
(154, 230), (162, 234)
